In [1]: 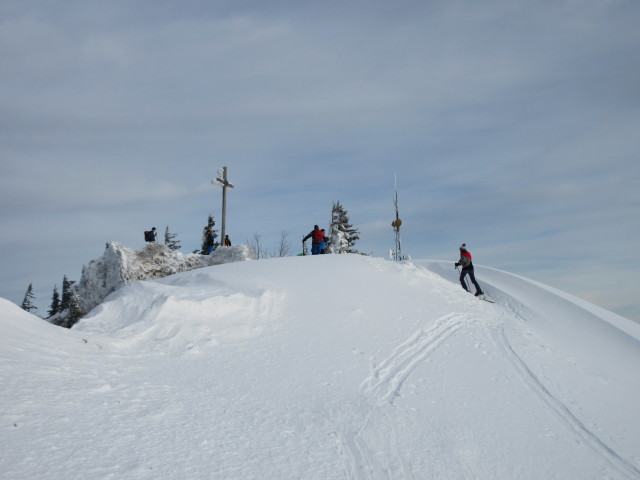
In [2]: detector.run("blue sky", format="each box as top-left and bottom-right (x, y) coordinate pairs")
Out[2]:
(1, 0), (639, 321)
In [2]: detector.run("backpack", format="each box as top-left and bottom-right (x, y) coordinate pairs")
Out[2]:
(459, 251), (472, 268)
(312, 229), (324, 243)
(144, 231), (152, 242)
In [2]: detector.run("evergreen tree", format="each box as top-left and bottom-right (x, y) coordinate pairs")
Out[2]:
(20, 283), (37, 313)
(164, 226), (181, 251)
(327, 201), (360, 254)
(200, 214), (218, 254)
(60, 275), (75, 312)
(48, 285), (61, 318)
(65, 289), (85, 328)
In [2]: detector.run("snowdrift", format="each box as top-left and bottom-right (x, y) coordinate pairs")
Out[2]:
(1, 255), (639, 479)
(76, 241), (254, 314)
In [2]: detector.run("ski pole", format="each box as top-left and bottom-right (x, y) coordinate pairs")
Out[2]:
(456, 265), (470, 291)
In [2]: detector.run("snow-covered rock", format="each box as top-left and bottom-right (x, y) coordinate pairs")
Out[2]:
(76, 242), (254, 314)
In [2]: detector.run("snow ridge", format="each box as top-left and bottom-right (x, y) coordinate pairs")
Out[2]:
(2, 255), (639, 479)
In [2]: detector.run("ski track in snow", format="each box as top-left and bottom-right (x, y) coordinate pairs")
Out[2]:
(361, 312), (467, 407)
(339, 307), (640, 480)
(338, 312), (469, 480)
(492, 324), (640, 480)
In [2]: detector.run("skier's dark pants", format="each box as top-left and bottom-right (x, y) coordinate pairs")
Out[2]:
(311, 243), (321, 255)
(460, 268), (482, 293)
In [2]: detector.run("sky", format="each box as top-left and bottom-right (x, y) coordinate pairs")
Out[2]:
(1, 0), (639, 321)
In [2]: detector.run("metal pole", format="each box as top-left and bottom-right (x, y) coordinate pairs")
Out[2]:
(212, 166), (234, 248)
(221, 167), (227, 245)
(456, 265), (470, 291)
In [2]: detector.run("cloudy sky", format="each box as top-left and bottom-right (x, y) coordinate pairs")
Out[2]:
(1, 0), (639, 321)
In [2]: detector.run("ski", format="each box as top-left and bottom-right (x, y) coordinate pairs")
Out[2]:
(478, 294), (495, 303)
(465, 290), (495, 303)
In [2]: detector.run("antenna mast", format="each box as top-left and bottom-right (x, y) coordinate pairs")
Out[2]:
(391, 174), (403, 261)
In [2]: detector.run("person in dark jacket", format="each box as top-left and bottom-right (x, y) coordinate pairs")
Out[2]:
(224, 235), (231, 246)
(303, 225), (324, 255)
(455, 243), (484, 296)
(145, 227), (157, 242)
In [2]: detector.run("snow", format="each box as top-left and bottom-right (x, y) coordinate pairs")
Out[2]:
(2, 254), (639, 479)
(76, 242), (254, 314)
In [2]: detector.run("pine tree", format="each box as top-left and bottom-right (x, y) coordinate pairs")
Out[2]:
(65, 289), (85, 328)
(48, 285), (61, 318)
(20, 283), (37, 313)
(164, 226), (181, 251)
(60, 275), (75, 312)
(200, 214), (219, 254)
(327, 201), (360, 254)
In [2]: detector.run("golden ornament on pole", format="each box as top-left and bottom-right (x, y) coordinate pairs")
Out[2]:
(391, 219), (402, 228)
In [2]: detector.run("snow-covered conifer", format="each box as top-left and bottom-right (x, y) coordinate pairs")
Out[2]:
(65, 289), (85, 328)
(47, 285), (61, 318)
(164, 226), (181, 251)
(327, 201), (360, 254)
(60, 275), (74, 311)
(20, 283), (37, 313)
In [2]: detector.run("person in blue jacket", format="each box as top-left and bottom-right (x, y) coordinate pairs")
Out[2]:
(206, 230), (217, 254)
(320, 229), (327, 254)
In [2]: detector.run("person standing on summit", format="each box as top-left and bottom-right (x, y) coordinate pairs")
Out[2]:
(455, 243), (484, 296)
(303, 225), (324, 255)
(205, 230), (217, 254)
(144, 227), (157, 243)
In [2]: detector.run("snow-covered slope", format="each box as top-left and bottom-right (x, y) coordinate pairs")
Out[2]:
(1, 255), (639, 479)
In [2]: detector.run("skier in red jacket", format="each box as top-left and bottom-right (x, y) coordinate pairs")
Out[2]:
(455, 243), (484, 296)
(303, 225), (324, 255)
